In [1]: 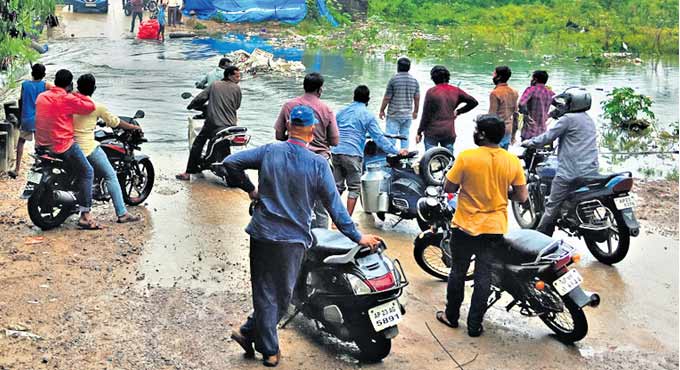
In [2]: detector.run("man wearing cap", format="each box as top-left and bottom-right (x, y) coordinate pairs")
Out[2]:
(224, 105), (384, 367)
(195, 57), (232, 89)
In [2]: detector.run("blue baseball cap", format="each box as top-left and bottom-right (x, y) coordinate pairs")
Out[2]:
(290, 105), (318, 127)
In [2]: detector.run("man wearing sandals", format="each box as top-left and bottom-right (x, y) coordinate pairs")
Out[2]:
(224, 105), (384, 367)
(436, 114), (527, 337)
(35, 69), (101, 230)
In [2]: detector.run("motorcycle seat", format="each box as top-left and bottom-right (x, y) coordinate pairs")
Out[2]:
(502, 229), (558, 264)
(308, 228), (358, 262)
(215, 126), (248, 137)
(570, 173), (628, 189)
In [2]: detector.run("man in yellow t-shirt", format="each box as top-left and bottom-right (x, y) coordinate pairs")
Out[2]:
(435, 114), (528, 337)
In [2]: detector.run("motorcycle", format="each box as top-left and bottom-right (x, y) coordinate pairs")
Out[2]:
(22, 110), (154, 230)
(361, 134), (453, 231)
(280, 228), (409, 362)
(415, 185), (600, 343)
(511, 146), (640, 265)
(181, 92), (251, 185)
(124, 0), (157, 16)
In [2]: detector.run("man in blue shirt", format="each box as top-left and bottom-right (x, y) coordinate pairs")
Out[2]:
(332, 85), (407, 216)
(223, 105), (383, 367)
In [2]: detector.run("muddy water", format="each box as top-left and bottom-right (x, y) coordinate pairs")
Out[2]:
(29, 5), (680, 368)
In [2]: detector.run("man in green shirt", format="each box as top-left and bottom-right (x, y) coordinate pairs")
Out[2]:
(195, 57), (232, 89)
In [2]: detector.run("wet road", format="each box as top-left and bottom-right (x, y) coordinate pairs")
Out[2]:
(36, 5), (680, 369)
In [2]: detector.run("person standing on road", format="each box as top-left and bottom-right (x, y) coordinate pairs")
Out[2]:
(332, 85), (407, 217)
(167, 0), (179, 26)
(73, 73), (142, 224)
(435, 114), (527, 337)
(379, 57), (420, 149)
(157, 2), (166, 41)
(129, 0), (144, 33)
(274, 72), (338, 229)
(518, 70), (554, 141)
(488, 66), (519, 150)
(176, 66), (242, 181)
(34, 69), (101, 230)
(416, 65), (478, 153)
(224, 105), (384, 368)
(9, 63), (53, 179)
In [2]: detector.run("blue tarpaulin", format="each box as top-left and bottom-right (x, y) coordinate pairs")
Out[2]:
(182, 0), (339, 25)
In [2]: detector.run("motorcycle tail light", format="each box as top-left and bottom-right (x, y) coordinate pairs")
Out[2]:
(612, 177), (633, 193)
(554, 255), (572, 270)
(231, 135), (250, 145)
(571, 254), (581, 264)
(367, 272), (396, 292)
(534, 280), (545, 290)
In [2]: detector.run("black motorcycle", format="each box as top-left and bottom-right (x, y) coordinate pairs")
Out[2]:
(511, 146), (640, 265)
(415, 185), (600, 343)
(361, 135), (453, 231)
(22, 110), (154, 230)
(124, 0), (157, 16)
(281, 228), (409, 362)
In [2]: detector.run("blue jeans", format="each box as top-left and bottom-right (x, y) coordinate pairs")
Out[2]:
(56, 143), (93, 213)
(88, 146), (127, 217)
(240, 238), (306, 356)
(386, 116), (412, 149)
(499, 133), (511, 150)
(424, 136), (454, 153)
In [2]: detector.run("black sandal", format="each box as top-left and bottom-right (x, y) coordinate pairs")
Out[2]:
(436, 311), (458, 328)
(77, 220), (104, 230)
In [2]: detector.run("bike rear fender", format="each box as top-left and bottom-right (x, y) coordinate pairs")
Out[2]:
(134, 153), (150, 162)
(620, 208), (640, 236)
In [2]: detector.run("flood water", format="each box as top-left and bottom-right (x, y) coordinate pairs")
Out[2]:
(36, 34), (679, 176)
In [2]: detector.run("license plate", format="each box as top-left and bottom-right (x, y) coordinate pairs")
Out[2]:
(552, 269), (583, 296)
(85, 2), (96, 6)
(368, 300), (402, 332)
(27, 171), (42, 184)
(614, 196), (635, 210)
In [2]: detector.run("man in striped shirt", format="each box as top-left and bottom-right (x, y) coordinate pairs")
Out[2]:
(379, 57), (420, 149)
(518, 70), (555, 140)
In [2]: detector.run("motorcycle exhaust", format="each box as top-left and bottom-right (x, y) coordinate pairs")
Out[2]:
(53, 190), (77, 206)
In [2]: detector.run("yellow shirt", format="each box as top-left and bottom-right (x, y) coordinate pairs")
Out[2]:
(446, 146), (526, 236)
(73, 102), (120, 156)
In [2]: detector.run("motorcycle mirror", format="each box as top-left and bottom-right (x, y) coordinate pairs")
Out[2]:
(425, 186), (439, 197)
(134, 110), (145, 119)
(181, 92), (193, 99)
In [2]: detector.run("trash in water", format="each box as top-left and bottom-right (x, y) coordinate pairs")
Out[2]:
(226, 48), (305, 76)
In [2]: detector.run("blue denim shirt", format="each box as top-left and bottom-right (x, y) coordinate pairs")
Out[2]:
(224, 140), (363, 247)
(332, 102), (398, 157)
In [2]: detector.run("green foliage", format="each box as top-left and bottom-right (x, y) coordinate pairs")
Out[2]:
(665, 167), (679, 182)
(602, 87), (655, 131)
(193, 22), (206, 30)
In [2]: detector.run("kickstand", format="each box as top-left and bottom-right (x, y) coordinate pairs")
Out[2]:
(279, 307), (301, 329)
(391, 217), (405, 228)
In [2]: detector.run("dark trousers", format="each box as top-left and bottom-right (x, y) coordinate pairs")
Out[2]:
(167, 6), (178, 26)
(56, 143), (94, 213)
(185, 126), (225, 174)
(240, 238), (305, 356)
(130, 11), (143, 32)
(445, 228), (502, 329)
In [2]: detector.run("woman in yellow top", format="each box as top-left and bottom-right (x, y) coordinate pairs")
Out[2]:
(73, 74), (141, 223)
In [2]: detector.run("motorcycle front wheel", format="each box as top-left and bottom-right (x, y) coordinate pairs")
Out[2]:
(120, 158), (155, 206)
(413, 232), (474, 281)
(27, 181), (72, 230)
(584, 206), (630, 265)
(511, 192), (540, 229)
(145, 0), (157, 12)
(419, 147), (454, 186)
(539, 295), (588, 343)
(124, 4), (131, 15)
(355, 335), (391, 362)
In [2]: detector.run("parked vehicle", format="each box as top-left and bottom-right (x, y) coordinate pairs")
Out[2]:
(511, 146), (640, 265)
(361, 135), (453, 231)
(182, 92), (251, 186)
(124, 0), (157, 15)
(72, 0), (109, 13)
(280, 227), (409, 362)
(415, 185), (600, 343)
(22, 110), (153, 230)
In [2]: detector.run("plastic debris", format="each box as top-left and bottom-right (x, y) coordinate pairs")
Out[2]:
(226, 48), (305, 76)
(25, 236), (45, 245)
(5, 328), (43, 341)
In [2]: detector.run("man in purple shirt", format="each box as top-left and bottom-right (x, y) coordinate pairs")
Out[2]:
(519, 70), (555, 140)
(274, 72), (339, 229)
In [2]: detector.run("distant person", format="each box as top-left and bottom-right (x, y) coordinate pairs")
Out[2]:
(129, 0), (144, 33)
(224, 105), (384, 368)
(379, 57), (420, 149)
(73, 74), (141, 224)
(488, 66), (519, 150)
(332, 85), (407, 216)
(416, 65), (478, 153)
(167, 0), (180, 26)
(436, 114), (527, 337)
(157, 2), (166, 41)
(34, 69), (100, 229)
(195, 57), (232, 89)
(176, 66), (242, 181)
(274, 72), (339, 229)
(9, 63), (53, 179)
(518, 70), (554, 140)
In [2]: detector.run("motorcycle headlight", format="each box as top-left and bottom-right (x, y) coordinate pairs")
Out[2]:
(417, 197), (439, 223)
(345, 274), (372, 295)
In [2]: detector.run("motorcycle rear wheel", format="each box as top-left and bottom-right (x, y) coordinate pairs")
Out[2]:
(27, 182), (72, 230)
(419, 147), (454, 186)
(539, 294), (588, 343)
(355, 335), (391, 362)
(584, 206), (630, 265)
(120, 158), (155, 206)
